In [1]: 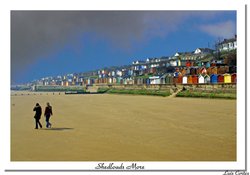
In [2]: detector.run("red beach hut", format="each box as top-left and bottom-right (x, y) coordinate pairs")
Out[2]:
(231, 73), (237, 83)
(192, 75), (198, 84)
(217, 75), (224, 83)
(177, 75), (183, 84)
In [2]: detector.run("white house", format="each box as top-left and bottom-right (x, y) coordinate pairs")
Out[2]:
(218, 36), (237, 52)
(194, 48), (214, 55)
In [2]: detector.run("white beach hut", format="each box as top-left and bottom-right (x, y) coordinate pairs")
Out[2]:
(182, 75), (188, 84)
(198, 74), (205, 84)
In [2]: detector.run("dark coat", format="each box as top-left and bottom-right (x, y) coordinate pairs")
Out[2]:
(44, 106), (53, 117)
(33, 106), (42, 119)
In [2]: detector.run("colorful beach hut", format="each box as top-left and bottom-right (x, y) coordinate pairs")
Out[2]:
(211, 67), (218, 75)
(210, 74), (218, 84)
(217, 75), (224, 83)
(177, 75), (183, 84)
(204, 74), (210, 84)
(187, 75), (193, 84)
(224, 74), (231, 83)
(231, 73), (237, 83)
(182, 75), (188, 84)
(173, 77), (178, 84)
(190, 67), (197, 75)
(207, 67), (212, 75)
(198, 74), (205, 84)
(192, 75), (198, 84)
(166, 74), (173, 84)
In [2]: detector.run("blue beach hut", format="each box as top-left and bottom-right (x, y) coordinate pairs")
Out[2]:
(210, 74), (218, 84)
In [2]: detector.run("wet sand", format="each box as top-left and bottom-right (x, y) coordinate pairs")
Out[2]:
(11, 92), (236, 161)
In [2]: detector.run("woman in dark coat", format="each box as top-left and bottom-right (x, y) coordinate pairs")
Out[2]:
(33, 103), (42, 129)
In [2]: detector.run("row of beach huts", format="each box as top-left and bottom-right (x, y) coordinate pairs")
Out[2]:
(83, 72), (236, 85)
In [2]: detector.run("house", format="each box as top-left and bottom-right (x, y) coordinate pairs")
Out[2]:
(218, 35), (237, 52)
(132, 60), (146, 65)
(194, 48), (214, 55)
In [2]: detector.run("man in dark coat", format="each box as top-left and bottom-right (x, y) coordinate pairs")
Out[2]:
(33, 103), (42, 129)
(44, 102), (53, 128)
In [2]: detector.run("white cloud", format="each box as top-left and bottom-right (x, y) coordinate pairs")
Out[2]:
(199, 20), (236, 39)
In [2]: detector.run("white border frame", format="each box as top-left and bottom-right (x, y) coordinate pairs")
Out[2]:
(1, 0), (247, 173)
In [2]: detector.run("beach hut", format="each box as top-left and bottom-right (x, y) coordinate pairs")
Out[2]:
(190, 67), (197, 75)
(204, 74), (210, 84)
(174, 71), (180, 77)
(173, 77), (178, 84)
(200, 67), (207, 75)
(231, 73), (237, 83)
(146, 78), (151, 85)
(180, 68), (186, 75)
(160, 74), (167, 84)
(186, 61), (191, 67)
(149, 76), (160, 84)
(217, 75), (224, 83)
(187, 75), (193, 84)
(186, 67), (190, 75)
(112, 77), (117, 84)
(108, 77), (113, 84)
(217, 66), (226, 74)
(205, 62), (210, 68)
(210, 74), (218, 84)
(192, 75), (198, 84)
(224, 74), (231, 83)
(177, 75), (183, 84)
(166, 74), (173, 84)
(211, 67), (218, 75)
(182, 75), (188, 84)
(206, 67), (212, 75)
(198, 74), (205, 84)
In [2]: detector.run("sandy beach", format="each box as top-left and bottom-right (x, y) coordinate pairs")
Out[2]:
(11, 91), (236, 161)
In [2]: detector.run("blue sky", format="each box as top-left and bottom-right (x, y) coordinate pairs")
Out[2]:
(11, 11), (236, 84)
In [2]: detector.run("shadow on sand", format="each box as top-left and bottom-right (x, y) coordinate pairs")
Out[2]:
(42, 127), (74, 131)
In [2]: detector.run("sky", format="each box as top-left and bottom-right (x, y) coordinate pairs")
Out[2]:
(11, 11), (236, 84)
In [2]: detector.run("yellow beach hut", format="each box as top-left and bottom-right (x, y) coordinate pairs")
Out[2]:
(224, 73), (232, 83)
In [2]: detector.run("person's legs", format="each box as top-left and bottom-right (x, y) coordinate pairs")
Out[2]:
(38, 119), (42, 128)
(46, 116), (51, 128)
(35, 118), (39, 129)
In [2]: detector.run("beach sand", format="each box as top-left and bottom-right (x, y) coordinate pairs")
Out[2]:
(11, 92), (236, 161)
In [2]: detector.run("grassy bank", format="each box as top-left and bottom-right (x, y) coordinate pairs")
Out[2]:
(97, 88), (171, 97)
(176, 90), (236, 99)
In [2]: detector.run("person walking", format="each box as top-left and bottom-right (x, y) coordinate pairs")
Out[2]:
(44, 102), (53, 128)
(33, 103), (42, 129)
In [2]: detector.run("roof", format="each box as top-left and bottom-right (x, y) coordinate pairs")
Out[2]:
(220, 38), (236, 44)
